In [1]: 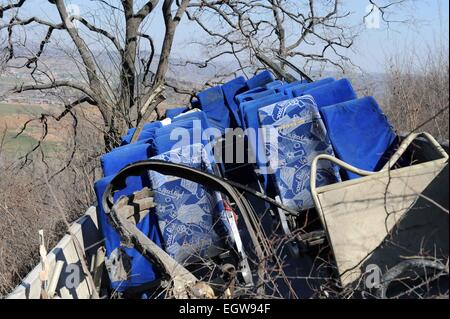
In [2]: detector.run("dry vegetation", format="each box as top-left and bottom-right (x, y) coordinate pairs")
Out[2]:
(0, 107), (103, 296)
(382, 43), (449, 140)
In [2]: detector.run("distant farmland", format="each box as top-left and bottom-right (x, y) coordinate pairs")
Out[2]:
(0, 102), (63, 160)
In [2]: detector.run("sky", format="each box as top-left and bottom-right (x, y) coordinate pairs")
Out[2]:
(154, 0), (450, 73)
(343, 0), (449, 73)
(5, 0), (450, 74)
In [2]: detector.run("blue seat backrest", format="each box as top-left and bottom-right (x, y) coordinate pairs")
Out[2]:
(289, 77), (335, 97)
(197, 86), (230, 133)
(148, 143), (230, 264)
(275, 80), (305, 95)
(120, 122), (163, 145)
(246, 70), (275, 89)
(222, 76), (247, 128)
(120, 128), (136, 146)
(172, 110), (211, 133)
(126, 127), (136, 135)
(153, 127), (207, 155)
(235, 87), (266, 104)
(320, 96), (397, 180)
(297, 78), (357, 109)
(239, 93), (291, 192)
(265, 80), (283, 90)
(137, 121), (164, 142)
(239, 93), (289, 130)
(154, 119), (199, 136)
(236, 88), (277, 105)
(151, 119), (201, 151)
(143, 121), (163, 131)
(101, 143), (153, 177)
(258, 96), (341, 210)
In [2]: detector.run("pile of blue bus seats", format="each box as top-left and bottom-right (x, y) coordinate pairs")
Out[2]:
(320, 96), (398, 180)
(94, 103), (249, 294)
(217, 76), (342, 256)
(232, 76), (356, 198)
(148, 143), (232, 264)
(92, 69), (403, 296)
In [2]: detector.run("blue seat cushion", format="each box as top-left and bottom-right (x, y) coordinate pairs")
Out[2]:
(259, 96), (341, 210)
(320, 96), (397, 180)
(101, 143), (153, 177)
(285, 78), (334, 98)
(277, 80), (307, 95)
(299, 78), (356, 109)
(221, 76), (247, 128)
(197, 86), (230, 133)
(239, 93), (291, 193)
(149, 144), (231, 263)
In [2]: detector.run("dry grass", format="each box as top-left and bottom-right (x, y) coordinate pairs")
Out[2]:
(0, 111), (102, 297)
(382, 43), (449, 140)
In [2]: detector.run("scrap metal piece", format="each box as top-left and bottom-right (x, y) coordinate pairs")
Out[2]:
(47, 260), (64, 298)
(376, 258), (449, 299)
(256, 52), (297, 83)
(38, 230), (49, 299)
(274, 54), (314, 83)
